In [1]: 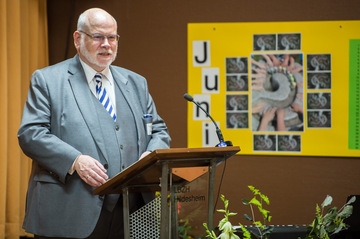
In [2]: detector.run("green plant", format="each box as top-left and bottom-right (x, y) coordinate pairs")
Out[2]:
(302, 195), (356, 239)
(242, 186), (274, 239)
(203, 194), (247, 239)
(202, 187), (355, 239)
(178, 218), (192, 239)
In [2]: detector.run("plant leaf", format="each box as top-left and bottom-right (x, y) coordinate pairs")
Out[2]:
(243, 213), (252, 221)
(242, 199), (250, 205)
(326, 223), (337, 233)
(259, 207), (270, 218)
(320, 227), (328, 238)
(260, 194), (270, 205)
(338, 205), (353, 219)
(248, 185), (260, 196)
(322, 195), (333, 208)
(333, 222), (345, 234)
(347, 196), (356, 205)
(219, 221), (233, 233)
(220, 194), (225, 201)
(224, 200), (229, 209)
(254, 221), (264, 229)
(324, 207), (338, 222)
(316, 204), (321, 216)
(218, 218), (227, 229)
(239, 223), (251, 239)
(264, 225), (274, 234)
(249, 197), (261, 207)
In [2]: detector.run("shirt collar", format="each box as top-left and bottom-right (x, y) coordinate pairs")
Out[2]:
(79, 57), (114, 85)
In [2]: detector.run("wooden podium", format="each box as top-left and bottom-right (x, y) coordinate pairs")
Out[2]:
(94, 146), (240, 238)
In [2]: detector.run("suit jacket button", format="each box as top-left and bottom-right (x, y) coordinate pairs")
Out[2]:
(120, 145), (124, 150)
(50, 171), (57, 178)
(104, 164), (108, 169)
(115, 125), (120, 131)
(122, 165), (125, 169)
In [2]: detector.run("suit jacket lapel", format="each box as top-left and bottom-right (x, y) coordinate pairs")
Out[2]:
(67, 56), (109, 161)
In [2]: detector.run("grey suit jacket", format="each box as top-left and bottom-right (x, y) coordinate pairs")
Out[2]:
(18, 55), (171, 238)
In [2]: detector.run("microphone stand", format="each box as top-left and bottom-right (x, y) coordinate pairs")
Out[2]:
(184, 93), (232, 147)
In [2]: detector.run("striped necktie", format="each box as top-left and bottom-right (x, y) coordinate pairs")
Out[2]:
(95, 74), (116, 121)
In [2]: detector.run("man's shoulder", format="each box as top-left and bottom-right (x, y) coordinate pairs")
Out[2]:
(110, 65), (148, 86)
(110, 65), (145, 79)
(36, 57), (76, 75)
(30, 57), (80, 88)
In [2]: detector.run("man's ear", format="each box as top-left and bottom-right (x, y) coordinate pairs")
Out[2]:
(73, 31), (81, 49)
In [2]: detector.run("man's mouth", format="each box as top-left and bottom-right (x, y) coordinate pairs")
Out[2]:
(98, 52), (111, 56)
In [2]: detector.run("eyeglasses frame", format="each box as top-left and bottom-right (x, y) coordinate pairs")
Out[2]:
(78, 30), (120, 42)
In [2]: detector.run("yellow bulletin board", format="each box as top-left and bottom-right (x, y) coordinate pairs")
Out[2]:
(187, 21), (360, 157)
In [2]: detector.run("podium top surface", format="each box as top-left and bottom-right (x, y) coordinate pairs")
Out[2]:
(93, 146), (240, 195)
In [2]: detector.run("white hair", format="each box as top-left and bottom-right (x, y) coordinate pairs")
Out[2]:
(77, 9), (117, 31)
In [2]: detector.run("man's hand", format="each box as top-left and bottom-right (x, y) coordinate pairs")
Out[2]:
(139, 151), (152, 160)
(74, 155), (108, 187)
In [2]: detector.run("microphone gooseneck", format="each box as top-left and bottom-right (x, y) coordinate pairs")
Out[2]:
(183, 93), (225, 144)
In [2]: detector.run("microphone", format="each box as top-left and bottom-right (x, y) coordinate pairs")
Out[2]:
(184, 93), (232, 147)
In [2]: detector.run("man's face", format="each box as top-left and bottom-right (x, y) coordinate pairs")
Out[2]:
(74, 20), (118, 72)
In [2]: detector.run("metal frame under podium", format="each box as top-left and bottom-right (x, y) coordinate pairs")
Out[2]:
(93, 146), (240, 239)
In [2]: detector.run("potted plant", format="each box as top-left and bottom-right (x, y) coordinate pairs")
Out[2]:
(301, 195), (356, 239)
(202, 186), (356, 239)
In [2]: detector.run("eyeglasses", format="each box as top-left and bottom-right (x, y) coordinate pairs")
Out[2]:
(79, 30), (120, 42)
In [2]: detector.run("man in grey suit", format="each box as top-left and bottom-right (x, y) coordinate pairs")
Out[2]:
(18, 8), (171, 239)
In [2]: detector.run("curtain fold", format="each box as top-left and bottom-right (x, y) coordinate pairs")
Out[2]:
(0, 0), (48, 238)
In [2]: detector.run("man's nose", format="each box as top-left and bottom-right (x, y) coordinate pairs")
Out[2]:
(101, 38), (111, 48)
